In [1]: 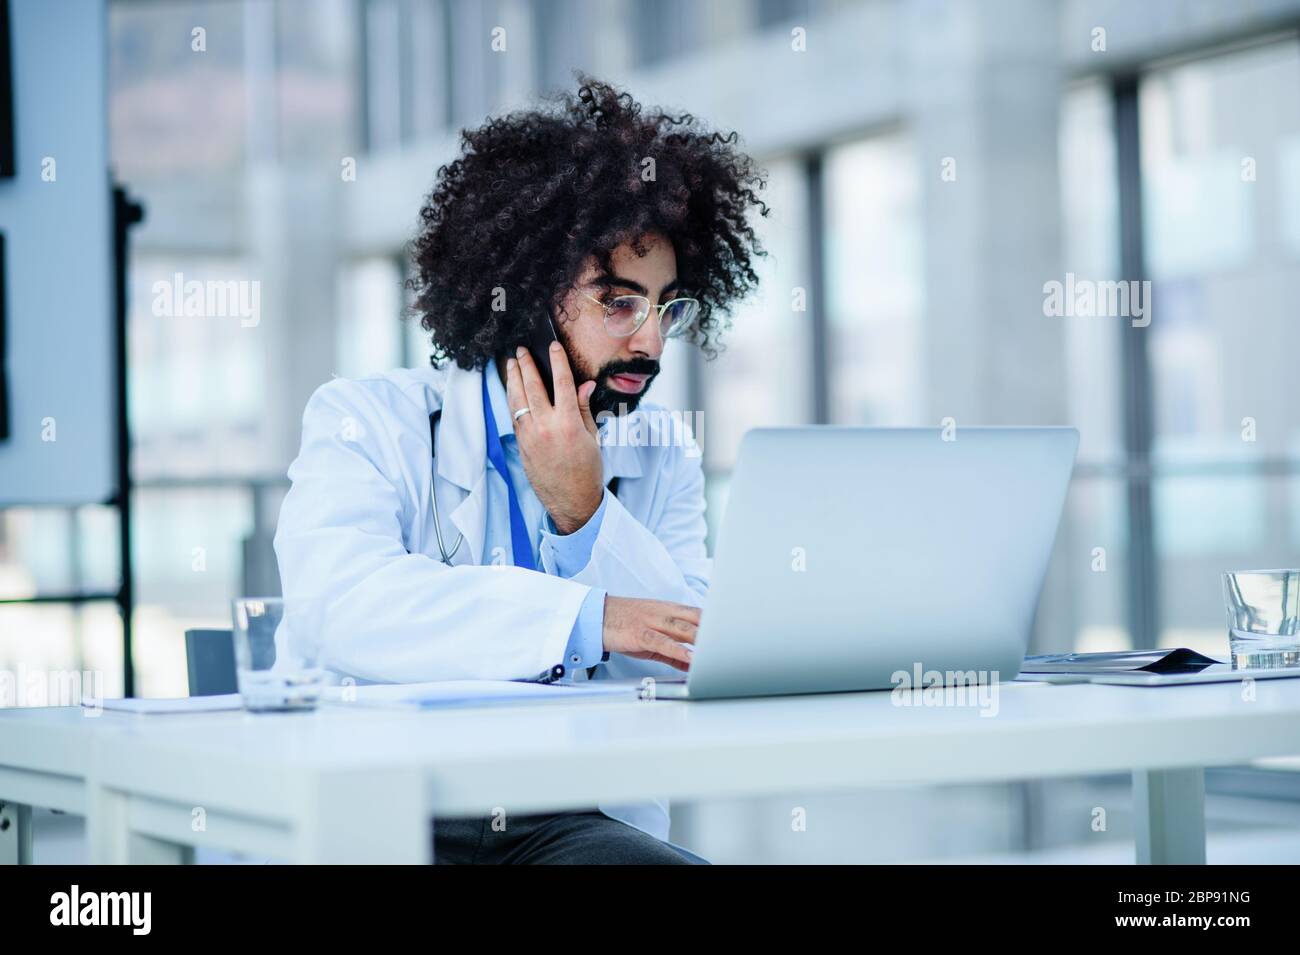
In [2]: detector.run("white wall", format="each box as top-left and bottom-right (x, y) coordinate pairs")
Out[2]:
(0, 0), (114, 506)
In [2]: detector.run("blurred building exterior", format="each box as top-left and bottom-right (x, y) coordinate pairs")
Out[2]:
(6, 0), (1300, 861)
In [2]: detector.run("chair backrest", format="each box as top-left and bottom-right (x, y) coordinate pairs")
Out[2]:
(185, 629), (238, 696)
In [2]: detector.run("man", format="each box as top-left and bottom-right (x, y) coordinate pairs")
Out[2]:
(274, 75), (767, 863)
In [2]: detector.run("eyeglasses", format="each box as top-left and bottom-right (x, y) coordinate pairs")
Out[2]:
(582, 291), (700, 340)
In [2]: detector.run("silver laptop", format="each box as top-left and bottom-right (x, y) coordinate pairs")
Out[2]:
(651, 426), (1079, 700)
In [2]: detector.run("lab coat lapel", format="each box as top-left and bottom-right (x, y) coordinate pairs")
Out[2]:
(433, 363), (649, 564)
(599, 414), (646, 486)
(434, 363), (489, 566)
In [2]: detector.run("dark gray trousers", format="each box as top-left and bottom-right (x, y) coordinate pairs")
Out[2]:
(432, 809), (707, 864)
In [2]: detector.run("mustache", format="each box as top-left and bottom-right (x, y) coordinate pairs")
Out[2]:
(598, 358), (660, 380)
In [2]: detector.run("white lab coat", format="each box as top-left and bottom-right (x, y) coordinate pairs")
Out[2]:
(273, 361), (711, 843)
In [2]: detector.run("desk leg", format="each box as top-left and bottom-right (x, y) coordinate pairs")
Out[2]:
(1133, 768), (1206, 865)
(0, 801), (33, 864)
(293, 768), (428, 864)
(85, 783), (194, 864)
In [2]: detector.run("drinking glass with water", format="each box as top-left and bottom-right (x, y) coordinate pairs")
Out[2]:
(230, 597), (326, 711)
(1222, 570), (1300, 670)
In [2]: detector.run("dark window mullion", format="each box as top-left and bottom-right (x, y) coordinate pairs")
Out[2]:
(804, 151), (829, 425)
(1112, 74), (1159, 650)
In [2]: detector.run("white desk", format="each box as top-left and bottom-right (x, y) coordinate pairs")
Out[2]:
(3, 678), (1300, 864)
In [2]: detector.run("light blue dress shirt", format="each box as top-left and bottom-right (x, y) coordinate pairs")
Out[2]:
(482, 363), (608, 675)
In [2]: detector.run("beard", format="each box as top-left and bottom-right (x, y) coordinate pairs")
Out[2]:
(559, 338), (660, 420)
(587, 357), (660, 419)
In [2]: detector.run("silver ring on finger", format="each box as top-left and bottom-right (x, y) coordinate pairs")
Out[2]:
(513, 407), (532, 421)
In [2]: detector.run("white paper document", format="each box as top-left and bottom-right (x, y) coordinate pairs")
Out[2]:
(89, 694), (244, 714)
(322, 680), (642, 709)
(83, 680), (641, 715)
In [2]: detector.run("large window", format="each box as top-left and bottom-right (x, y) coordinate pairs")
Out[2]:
(11, 1), (1298, 703)
(701, 157), (813, 472)
(337, 257), (408, 377)
(825, 133), (924, 425)
(1057, 81), (1128, 653)
(1139, 39), (1300, 652)
(105, 1), (358, 695)
(0, 505), (123, 698)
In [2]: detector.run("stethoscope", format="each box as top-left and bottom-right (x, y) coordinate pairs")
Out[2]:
(428, 409), (465, 564)
(426, 407), (620, 566)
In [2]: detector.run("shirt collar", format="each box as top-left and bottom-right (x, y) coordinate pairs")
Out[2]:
(484, 358), (515, 440)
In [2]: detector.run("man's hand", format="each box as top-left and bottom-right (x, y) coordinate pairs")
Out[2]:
(602, 596), (699, 671)
(505, 342), (604, 534)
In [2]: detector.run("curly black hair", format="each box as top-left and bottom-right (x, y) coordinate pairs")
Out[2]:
(407, 73), (769, 370)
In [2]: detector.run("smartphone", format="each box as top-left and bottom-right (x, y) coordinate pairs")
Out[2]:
(525, 315), (559, 403)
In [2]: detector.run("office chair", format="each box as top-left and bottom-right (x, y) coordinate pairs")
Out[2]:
(184, 628), (238, 696)
(183, 627), (273, 865)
